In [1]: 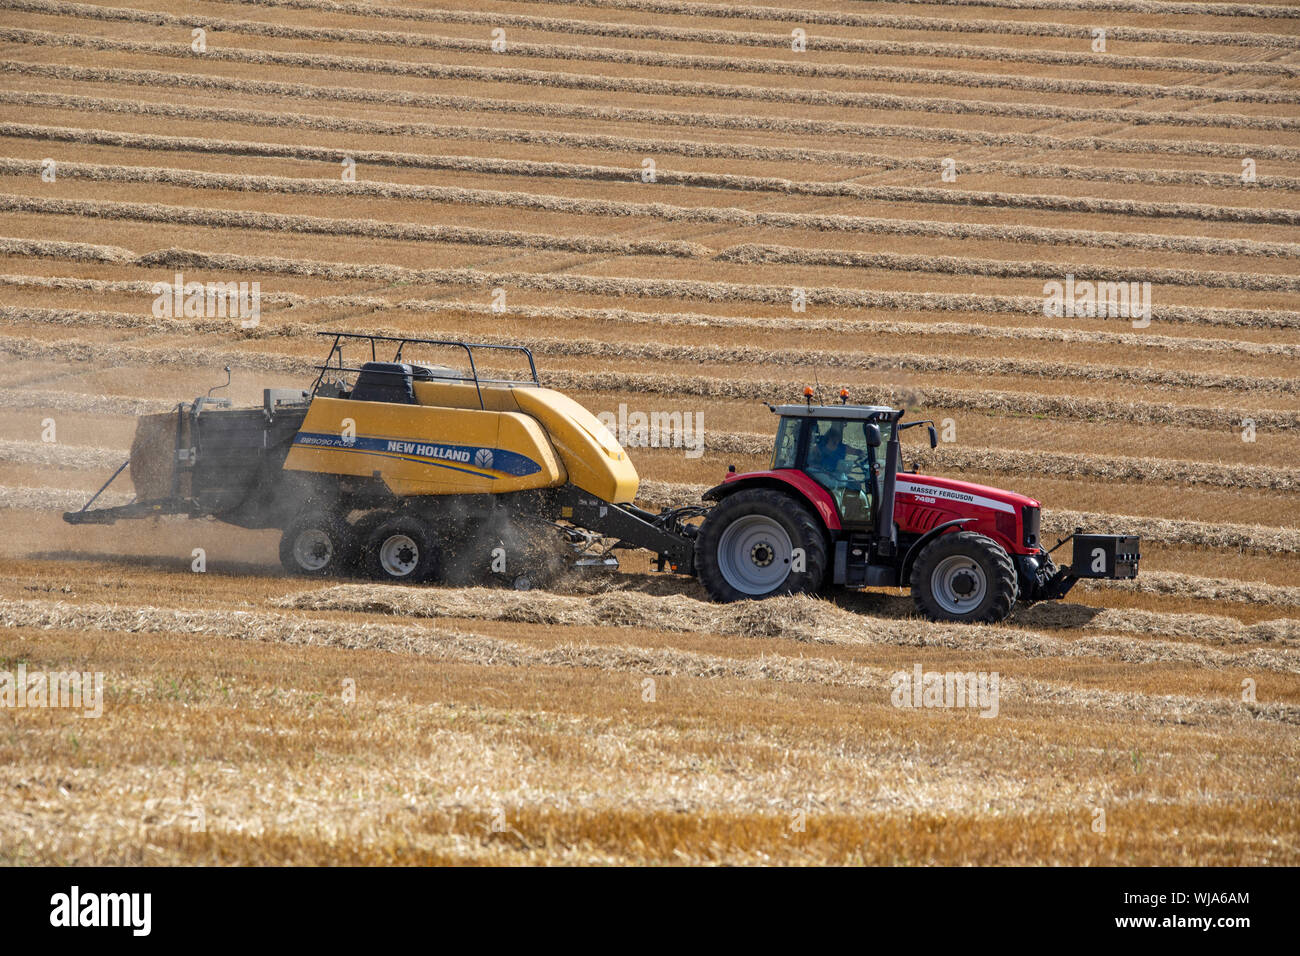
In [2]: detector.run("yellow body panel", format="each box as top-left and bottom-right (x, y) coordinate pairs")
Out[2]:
(412, 380), (521, 412)
(283, 384), (637, 503)
(512, 389), (638, 504)
(405, 382), (637, 502)
(284, 396), (565, 495)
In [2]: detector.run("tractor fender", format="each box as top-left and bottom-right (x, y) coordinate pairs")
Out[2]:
(702, 472), (841, 531)
(899, 518), (975, 587)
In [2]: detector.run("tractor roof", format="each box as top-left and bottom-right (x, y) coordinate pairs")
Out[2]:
(771, 404), (901, 421)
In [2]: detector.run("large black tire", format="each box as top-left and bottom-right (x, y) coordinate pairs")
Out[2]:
(910, 531), (1018, 623)
(363, 514), (442, 584)
(695, 489), (828, 603)
(279, 511), (355, 578)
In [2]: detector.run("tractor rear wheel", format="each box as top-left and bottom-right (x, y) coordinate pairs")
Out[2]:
(280, 511), (354, 578)
(910, 531), (1017, 623)
(363, 514), (442, 584)
(695, 489), (827, 602)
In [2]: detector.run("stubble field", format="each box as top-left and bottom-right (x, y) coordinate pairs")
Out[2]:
(0, 0), (1296, 865)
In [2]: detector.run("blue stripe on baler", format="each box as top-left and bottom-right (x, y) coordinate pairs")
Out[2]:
(292, 432), (542, 477)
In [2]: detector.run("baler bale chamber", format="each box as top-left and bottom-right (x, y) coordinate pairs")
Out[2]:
(68, 384), (316, 529)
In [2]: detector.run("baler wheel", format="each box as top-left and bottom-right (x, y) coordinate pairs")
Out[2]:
(280, 511), (355, 578)
(363, 514), (442, 584)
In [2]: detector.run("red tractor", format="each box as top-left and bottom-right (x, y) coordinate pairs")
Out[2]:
(693, 397), (1139, 623)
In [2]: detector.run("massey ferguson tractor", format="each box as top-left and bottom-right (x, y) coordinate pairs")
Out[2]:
(65, 332), (1139, 624)
(693, 394), (1138, 622)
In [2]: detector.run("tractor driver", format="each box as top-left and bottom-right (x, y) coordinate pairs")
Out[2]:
(808, 424), (848, 474)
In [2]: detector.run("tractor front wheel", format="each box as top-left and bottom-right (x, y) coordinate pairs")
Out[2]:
(695, 489), (827, 602)
(910, 531), (1017, 623)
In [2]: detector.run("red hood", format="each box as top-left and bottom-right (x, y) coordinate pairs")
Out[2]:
(717, 469), (1039, 513)
(896, 473), (1039, 512)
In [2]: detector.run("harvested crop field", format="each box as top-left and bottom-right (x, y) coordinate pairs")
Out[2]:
(0, 0), (1296, 867)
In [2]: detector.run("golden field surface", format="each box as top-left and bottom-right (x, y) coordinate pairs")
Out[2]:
(0, 0), (1297, 865)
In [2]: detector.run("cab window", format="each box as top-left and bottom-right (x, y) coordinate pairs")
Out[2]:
(772, 417), (800, 469)
(804, 420), (872, 487)
(803, 420), (877, 526)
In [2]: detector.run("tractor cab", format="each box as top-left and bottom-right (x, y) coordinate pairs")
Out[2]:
(770, 403), (902, 528)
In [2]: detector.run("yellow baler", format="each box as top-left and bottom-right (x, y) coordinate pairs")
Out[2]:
(65, 332), (700, 586)
(282, 380), (637, 504)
